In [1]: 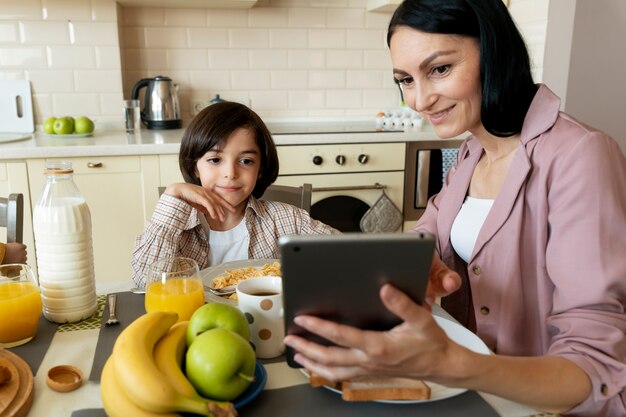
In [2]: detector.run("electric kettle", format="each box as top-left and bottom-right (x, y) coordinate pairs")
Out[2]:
(131, 76), (182, 129)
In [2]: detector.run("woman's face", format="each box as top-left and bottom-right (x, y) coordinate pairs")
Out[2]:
(195, 127), (261, 212)
(389, 26), (483, 138)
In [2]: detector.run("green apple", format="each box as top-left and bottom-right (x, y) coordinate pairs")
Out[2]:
(74, 116), (95, 134)
(187, 303), (250, 346)
(186, 328), (256, 401)
(53, 117), (74, 135)
(43, 117), (56, 134)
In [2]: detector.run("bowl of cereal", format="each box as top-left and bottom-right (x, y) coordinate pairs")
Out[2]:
(202, 259), (281, 305)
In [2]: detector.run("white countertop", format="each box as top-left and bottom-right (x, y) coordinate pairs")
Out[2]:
(0, 122), (465, 160)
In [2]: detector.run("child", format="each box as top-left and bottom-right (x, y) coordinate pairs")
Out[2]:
(0, 242), (27, 264)
(131, 102), (339, 287)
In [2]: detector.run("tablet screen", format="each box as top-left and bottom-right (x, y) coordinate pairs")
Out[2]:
(279, 233), (435, 368)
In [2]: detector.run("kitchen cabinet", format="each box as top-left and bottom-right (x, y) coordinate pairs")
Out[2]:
(116, 0), (257, 8)
(27, 156), (160, 284)
(0, 161), (36, 273)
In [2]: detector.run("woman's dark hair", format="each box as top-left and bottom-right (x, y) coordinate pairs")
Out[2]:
(179, 101), (279, 198)
(387, 0), (537, 137)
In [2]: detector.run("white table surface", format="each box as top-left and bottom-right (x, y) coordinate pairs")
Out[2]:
(26, 282), (542, 417)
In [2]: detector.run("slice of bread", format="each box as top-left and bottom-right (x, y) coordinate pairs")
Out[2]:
(309, 372), (341, 389)
(341, 376), (431, 401)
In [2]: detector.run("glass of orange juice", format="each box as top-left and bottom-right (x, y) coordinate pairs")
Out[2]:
(0, 264), (43, 348)
(145, 257), (205, 322)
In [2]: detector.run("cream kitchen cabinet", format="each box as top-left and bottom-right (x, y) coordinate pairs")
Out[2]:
(0, 160), (36, 273)
(27, 156), (161, 284)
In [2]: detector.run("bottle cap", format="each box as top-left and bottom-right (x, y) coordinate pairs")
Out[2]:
(46, 365), (83, 392)
(44, 160), (73, 175)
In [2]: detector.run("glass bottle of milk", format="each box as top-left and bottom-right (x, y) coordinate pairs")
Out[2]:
(33, 161), (97, 323)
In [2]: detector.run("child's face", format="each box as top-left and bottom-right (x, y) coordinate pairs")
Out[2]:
(195, 127), (261, 212)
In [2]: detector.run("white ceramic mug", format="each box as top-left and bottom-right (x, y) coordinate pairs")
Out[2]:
(236, 276), (284, 359)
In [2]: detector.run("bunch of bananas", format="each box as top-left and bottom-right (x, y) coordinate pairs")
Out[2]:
(100, 311), (237, 417)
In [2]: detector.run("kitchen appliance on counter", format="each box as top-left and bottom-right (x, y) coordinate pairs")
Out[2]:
(131, 76), (181, 130)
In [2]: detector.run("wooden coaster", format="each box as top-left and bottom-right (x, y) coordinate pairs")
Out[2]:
(0, 349), (34, 417)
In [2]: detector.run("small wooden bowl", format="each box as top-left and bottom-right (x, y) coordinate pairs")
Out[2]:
(46, 365), (83, 392)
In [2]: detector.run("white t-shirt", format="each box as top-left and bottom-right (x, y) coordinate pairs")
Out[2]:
(203, 216), (250, 266)
(450, 196), (494, 263)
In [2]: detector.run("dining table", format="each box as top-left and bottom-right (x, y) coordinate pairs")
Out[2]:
(6, 281), (560, 417)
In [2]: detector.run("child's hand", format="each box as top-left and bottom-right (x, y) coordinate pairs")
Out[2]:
(3, 242), (27, 264)
(163, 183), (236, 221)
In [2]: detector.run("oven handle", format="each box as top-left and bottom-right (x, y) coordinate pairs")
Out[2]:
(312, 183), (386, 192)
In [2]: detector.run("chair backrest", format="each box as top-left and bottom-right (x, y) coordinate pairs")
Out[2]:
(260, 184), (312, 212)
(158, 184), (313, 212)
(0, 193), (24, 243)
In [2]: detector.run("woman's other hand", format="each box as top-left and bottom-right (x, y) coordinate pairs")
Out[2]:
(425, 256), (462, 307)
(163, 183), (235, 221)
(284, 284), (468, 384)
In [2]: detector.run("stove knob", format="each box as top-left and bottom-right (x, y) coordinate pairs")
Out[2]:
(357, 154), (369, 164)
(335, 155), (346, 166)
(312, 155), (323, 165)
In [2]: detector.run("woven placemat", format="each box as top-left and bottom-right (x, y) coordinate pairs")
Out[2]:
(57, 295), (106, 332)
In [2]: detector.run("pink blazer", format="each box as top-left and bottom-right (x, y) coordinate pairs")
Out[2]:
(413, 85), (626, 416)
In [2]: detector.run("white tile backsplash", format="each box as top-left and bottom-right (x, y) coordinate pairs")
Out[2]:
(47, 45), (97, 68)
(269, 29), (307, 48)
(209, 49), (248, 69)
(95, 46), (122, 69)
(19, 21), (69, 44)
(0, 23), (19, 44)
(309, 29), (345, 48)
(249, 7), (289, 27)
(207, 9), (248, 28)
(230, 28), (270, 48)
(309, 70), (345, 88)
(26, 69), (74, 93)
(0, 0), (549, 124)
(326, 49), (362, 68)
(164, 9), (206, 27)
(187, 28), (229, 48)
(231, 70), (271, 90)
(71, 22), (119, 46)
(74, 69), (122, 93)
(249, 49), (287, 69)
(327, 8), (365, 29)
(42, 0), (92, 21)
(0, 1), (42, 21)
(167, 49), (207, 70)
(288, 8), (326, 28)
(287, 49), (325, 69)
(145, 27), (187, 48)
(1, 46), (47, 67)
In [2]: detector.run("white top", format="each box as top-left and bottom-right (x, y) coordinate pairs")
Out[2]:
(205, 218), (250, 265)
(450, 196), (495, 263)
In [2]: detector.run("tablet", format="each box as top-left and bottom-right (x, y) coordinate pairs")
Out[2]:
(279, 232), (435, 368)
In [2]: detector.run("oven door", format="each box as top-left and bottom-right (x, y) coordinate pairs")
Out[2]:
(403, 139), (463, 229)
(275, 171), (405, 232)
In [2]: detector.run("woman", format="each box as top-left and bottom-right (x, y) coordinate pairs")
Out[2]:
(132, 102), (338, 287)
(284, 0), (626, 415)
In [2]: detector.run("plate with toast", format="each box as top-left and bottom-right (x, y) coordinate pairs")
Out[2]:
(302, 315), (491, 404)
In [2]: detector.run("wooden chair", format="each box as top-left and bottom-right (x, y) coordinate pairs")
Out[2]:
(0, 193), (24, 243)
(157, 184), (313, 212)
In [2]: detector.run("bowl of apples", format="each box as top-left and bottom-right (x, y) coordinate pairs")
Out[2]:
(43, 116), (95, 137)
